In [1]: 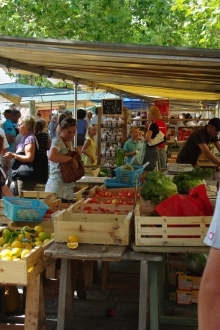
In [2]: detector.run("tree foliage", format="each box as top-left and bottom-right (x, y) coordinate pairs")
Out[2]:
(0, 0), (220, 85)
(0, 0), (219, 48)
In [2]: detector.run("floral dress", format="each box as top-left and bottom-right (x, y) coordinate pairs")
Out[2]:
(45, 136), (75, 200)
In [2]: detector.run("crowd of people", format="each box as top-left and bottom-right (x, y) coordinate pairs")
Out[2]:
(0, 107), (98, 201)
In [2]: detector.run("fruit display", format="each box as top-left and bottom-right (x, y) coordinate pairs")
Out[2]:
(0, 226), (54, 261)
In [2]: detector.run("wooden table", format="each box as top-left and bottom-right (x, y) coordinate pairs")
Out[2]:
(44, 242), (163, 330)
(133, 244), (210, 329)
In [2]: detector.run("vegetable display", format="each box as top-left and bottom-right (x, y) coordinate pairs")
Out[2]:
(140, 171), (178, 203)
(172, 167), (212, 194)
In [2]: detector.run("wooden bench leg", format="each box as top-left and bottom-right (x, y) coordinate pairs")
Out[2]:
(24, 274), (45, 330)
(101, 261), (109, 294)
(84, 260), (94, 291)
(138, 260), (148, 330)
(57, 259), (76, 330)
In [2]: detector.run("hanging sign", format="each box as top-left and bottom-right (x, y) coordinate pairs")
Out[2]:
(102, 99), (123, 115)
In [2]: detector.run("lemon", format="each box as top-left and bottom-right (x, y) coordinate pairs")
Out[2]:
(50, 233), (55, 238)
(67, 242), (78, 249)
(23, 243), (33, 250)
(2, 256), (13, 261)
(0, 249), (12, 258)
(43, 239), (51, 244)
(3, 243), (11, 248)
(21, 249), (31, 259)
(23, 231), (31, 240)
(22, 226), (31, 232)
(13, 258), (21, 261)
(34, 241), (43, 246)
(11, 240), (24, 249)
(68, 235), (79, 243)
(17, 233), (24, 240)
(38, 232), (48, 242)
(34, 225), (44, 235)
(11, 248), (22, 258)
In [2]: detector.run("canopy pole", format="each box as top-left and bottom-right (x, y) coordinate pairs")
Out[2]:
(73, 80), (78, 148)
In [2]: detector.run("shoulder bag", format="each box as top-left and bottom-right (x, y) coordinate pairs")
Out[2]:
(147, 123), (166, 147)
(60, 151), (85, 183)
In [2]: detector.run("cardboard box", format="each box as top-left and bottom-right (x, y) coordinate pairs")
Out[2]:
(176, 272), (202, 291)
(176, 289), (199, 305)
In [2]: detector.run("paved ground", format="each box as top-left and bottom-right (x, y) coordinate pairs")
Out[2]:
(2, 259), (198, 330)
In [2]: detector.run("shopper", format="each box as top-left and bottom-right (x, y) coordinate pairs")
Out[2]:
(123, 127), (143, 164)
(45, 117), (77, 202)
(48, 114), (58, 140)
(81, 124), (97, 165)
(76, 109), (88, 148)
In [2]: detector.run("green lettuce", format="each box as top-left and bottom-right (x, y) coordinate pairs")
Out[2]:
(141, 171), (178, 203)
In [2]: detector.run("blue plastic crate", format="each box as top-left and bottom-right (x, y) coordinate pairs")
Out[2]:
(104, 177), (142, 188)
(2, 197), (49, 222)
(114, 165), (144, 185)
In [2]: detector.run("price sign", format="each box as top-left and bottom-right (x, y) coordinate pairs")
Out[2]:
(102, 99), (123, 115)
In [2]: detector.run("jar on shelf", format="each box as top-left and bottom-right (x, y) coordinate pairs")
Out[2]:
(106, 149), (111, 158)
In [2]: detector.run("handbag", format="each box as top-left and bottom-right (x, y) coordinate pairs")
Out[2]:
(148, 130), (166, 147)
(60, 151), (85, 183)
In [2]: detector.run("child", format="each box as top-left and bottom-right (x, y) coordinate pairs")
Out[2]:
(81, 124), (97, 165)
(123, 127), (144, 164)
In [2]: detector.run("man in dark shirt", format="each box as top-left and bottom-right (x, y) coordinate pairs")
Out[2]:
(176, 118), (220, 166)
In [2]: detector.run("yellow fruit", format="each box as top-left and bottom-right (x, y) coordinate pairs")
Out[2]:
(38, 232), (48, 242)
(11, 248), (22, 258)
(21, 249), (31, 259)
(23, 232), (31, 240)
(0, 237), (4, 246)
(13, 258), (21, 261)
(67, 242), (78, 249)
(34, 225), (44, 235)
(3, 243), (11, 248)
(17, 233), (24, 240)
(2, 256), (13, 261)
(0, 249), (12, 258)
(11, 240), (24, 249)
(50, 233), (55, 238)
(23, 243), (32, 250)
(68, 235), (79, 243)
(34, 241), (43, 246)
(43, 239), (51, 244)
(22, 226), (31, 232)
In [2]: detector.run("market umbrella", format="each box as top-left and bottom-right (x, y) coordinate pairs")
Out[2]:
(0, 82), (73, 105)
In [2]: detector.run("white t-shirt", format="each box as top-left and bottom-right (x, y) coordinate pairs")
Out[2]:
(204, 191), (220, 248)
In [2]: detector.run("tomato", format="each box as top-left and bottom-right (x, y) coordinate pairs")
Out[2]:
(112, 195), (119, 198)
(119, 192), (126, 197)
(89, 198), (98, 203)
(129, 200), (134, 205)
(83, 206), (92, 211)
(127, 192), (135, 198)
(97, 190), (105, 197)
(104, 192), (112, 197)
(93, 193), (100, 198)
(119, 200), (125, 204)
(114, 210), (121, 214)
(86, 210), (92, 213)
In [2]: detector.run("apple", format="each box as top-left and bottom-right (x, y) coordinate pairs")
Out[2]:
(106, 308), (115, 318)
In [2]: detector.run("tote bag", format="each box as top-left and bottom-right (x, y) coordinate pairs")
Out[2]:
(148, 130), (166, 147)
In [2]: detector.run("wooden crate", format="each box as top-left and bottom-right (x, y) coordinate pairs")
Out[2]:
(20, 191), (57, 205)
(135, 206), (211, 247)
(0, 240), (53, 285)
(8, 219), (54, 235)
(75, 199), (133, 214)
(54, 208), (133, 245)
(0, 200), (10, 225)
(89, 185), (141, 197)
